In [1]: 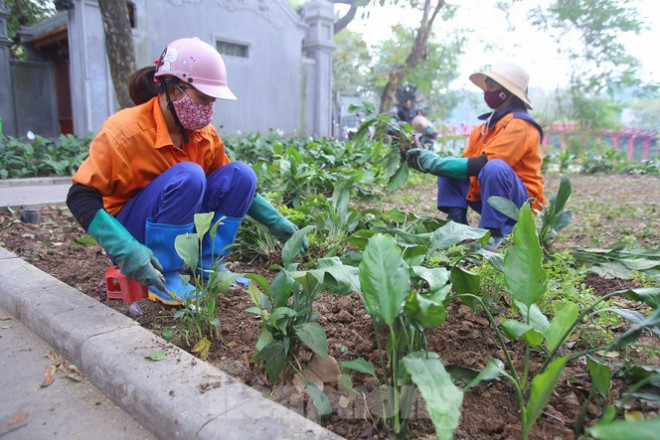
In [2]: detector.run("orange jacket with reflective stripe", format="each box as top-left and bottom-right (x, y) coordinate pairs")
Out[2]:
(464, 112), (546, 211)
(72, 97), (230, 216)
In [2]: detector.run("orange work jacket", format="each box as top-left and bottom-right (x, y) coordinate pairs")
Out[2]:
(72, 97), (230, 216)
(464, 112), (546, 211)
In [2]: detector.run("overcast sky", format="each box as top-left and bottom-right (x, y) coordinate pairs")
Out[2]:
(341, 0), (660, 91)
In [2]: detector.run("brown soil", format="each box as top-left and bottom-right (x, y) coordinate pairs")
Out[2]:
(1, 173), (658, 440)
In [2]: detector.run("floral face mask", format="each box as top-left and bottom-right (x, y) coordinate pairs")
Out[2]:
(172, 90), (215, 130)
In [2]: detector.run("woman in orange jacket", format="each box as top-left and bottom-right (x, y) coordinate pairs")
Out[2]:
(407, 62), (545, 248)
(67, 38), (306, 305)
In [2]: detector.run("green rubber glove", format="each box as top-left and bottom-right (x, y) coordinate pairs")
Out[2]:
(406, 148), (469, 180)
(88, 210), (167, 291)
(247, 194), (309, 253)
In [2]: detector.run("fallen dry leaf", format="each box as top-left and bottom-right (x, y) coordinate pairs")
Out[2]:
(9, 412), (28, 425)
(41, 365), (57, 387)
(0, 315), (12, 321)
(64, 365), (83, 382)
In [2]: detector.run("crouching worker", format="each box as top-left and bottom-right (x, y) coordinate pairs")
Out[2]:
(67, 37), (307, 305)
(406, 62), (546, 248)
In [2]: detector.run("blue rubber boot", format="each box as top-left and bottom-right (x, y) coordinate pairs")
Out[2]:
(199, 213), (241, 272)
(198, 212), (249, 285)
(145, 218), (197, 305)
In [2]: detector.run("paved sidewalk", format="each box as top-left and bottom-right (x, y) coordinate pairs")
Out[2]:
(0, 180), (342, 440)
(0, 177), (70, 213)
(0, 306), (155, 440)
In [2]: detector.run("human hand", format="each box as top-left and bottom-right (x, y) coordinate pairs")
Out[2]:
(406, 148), (436, 173)
(116, 243), (167, 292)
(270, 218), (310, 253)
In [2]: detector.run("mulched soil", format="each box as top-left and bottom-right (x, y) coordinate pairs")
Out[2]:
(1, 173), (658, 439)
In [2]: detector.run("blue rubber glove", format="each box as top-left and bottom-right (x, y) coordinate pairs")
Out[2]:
(88, 210), (167, 291)
(406, 148), (469, 180)
(247, 194), (309, 253)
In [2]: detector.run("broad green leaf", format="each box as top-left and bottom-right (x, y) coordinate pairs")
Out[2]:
(451, 267), (481, 311)
(403, 291), (447, 328)
(553, 174), (572, 214)
(514, 301), (550, 336)
(255, 328), (273, 352)
(525, 356), (568, 429)
(554, 210), (573, 232)
(503, 204), (546, 310)
(194, 212), (215, 241)
(282, 225), (315, 266)
(614, 308), (660, 347)
(617, 287), (660, 309)
(623, 366), (660, 387)
(403, 352), (463, 439)
(386, 162), (409, 194)
(270, 271), (295, 308)
(502, 319), (544, 347)
(304, 381), (332, 421)
(144, 351), (167, 361)
(450, 267), (480, 295)
(412, 266), (450, 294)
(174, 233), (199, 270)
(247, 282), (263, 307)
(359, 234), (410, 326)
(466, 358), (506, 390)
(245, 273), (271, 295)
(477, 248), (505, 272)
(331, 182), (351, 220)
(587, 416), (660, 439)
(587, 356), (611, 397)
(269, 307), (297, 333)
(546, 302), (579, 352)
(340, 358), (377, 378)
(294, 322), (328, 359)
(430, 221), (490, 250)
(254, 341), (288, 382)
(487, 196), (520, 221)
(211, 270), (245, 292)
(319, 260), (361, 295)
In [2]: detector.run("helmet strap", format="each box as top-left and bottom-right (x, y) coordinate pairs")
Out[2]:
(160, 77), (189, 146)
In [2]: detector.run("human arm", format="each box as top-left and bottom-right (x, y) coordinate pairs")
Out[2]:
(247, 194), (309, 252)
(406, 149), (488, 179)
(478, 118), (534, 167)
(66, 183), (166, 291)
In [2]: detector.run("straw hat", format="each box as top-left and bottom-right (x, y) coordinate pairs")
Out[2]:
(469, 62), (533, 109)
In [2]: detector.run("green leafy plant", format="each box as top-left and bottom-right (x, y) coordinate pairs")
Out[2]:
(172, 212), (240, 349)
(489, 174), (573, 257)
(301, 232), (496, 438)
(455, 204), (660, 439)
(0, 133), (91, 179)
(245, 225), (328, 383)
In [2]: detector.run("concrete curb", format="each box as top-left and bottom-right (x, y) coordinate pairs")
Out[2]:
(0, 246), (343, 440)
(0, 176), (72, 187)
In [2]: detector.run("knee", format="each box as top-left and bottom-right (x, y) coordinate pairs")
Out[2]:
(167, 162), (206, 196)
(479, 159), (512, 182)
(224, 161), (257, 193)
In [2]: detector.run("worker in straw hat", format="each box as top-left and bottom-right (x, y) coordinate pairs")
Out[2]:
(406, 61), (546, 249)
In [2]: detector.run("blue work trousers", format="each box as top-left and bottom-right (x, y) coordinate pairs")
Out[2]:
(116, 161), (257, 243)
(436, 159), (529, 232)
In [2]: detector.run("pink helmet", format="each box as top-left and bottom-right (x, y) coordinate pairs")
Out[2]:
(154, 37), (237, 100)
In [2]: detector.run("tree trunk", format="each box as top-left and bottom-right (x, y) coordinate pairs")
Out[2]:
(378, 0), (446, 114)
(97, 0), (135, 109)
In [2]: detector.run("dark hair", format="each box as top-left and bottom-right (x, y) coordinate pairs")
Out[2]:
(128, 66), (160, 105)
